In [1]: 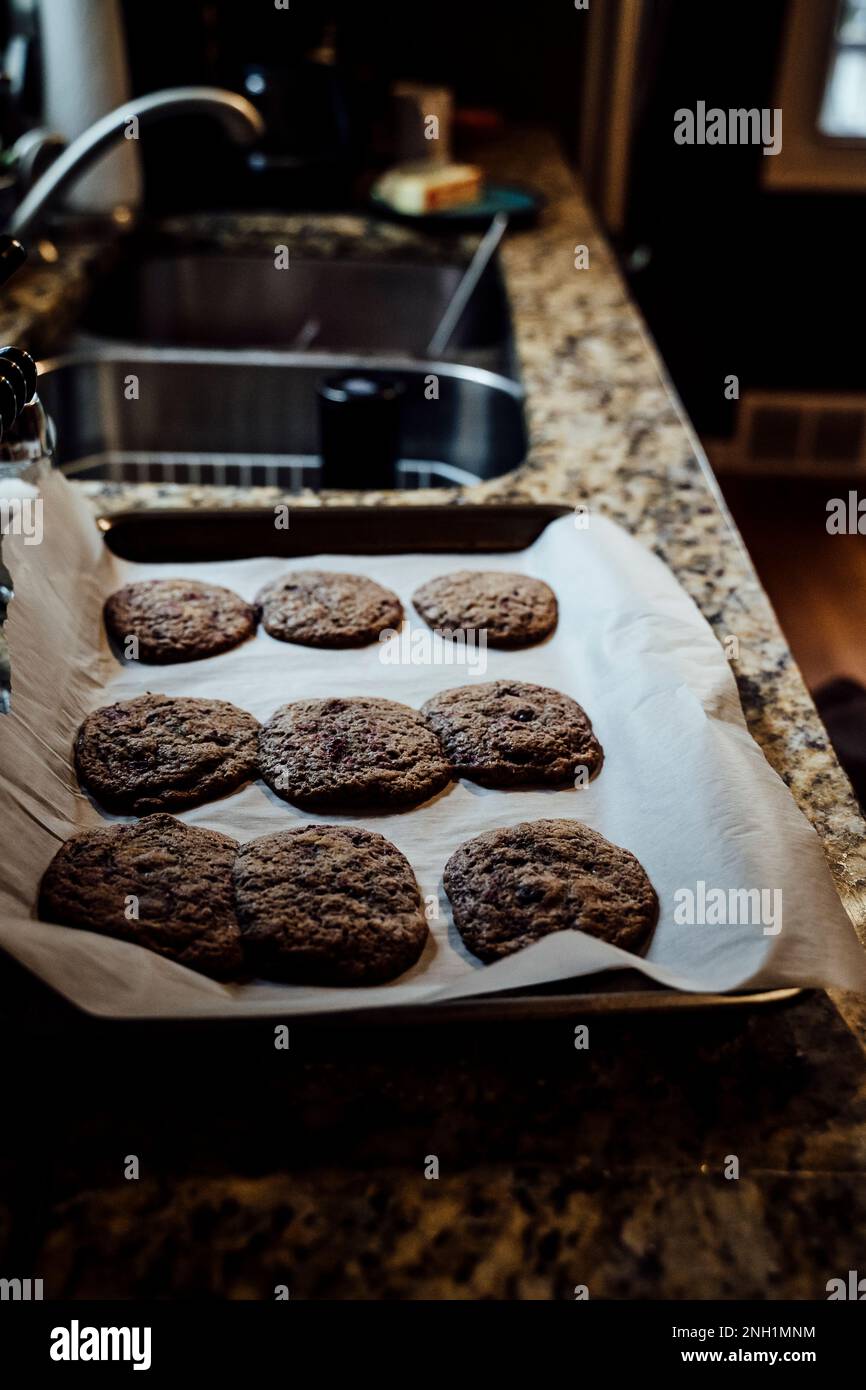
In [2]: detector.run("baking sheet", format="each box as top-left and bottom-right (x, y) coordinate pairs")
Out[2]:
(0, 468), (864, 1019)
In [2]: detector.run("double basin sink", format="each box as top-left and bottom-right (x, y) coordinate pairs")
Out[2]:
(39, 227), (528, 490)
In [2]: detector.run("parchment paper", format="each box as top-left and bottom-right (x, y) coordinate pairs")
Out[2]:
(1, 468), (864, 1018)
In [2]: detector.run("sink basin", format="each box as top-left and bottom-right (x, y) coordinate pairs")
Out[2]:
(46, 218), (527, 490)
(80, 253), (516, 374)
(38, 348), (527, 490)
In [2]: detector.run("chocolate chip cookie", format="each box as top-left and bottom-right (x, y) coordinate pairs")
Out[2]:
(234, 824), (428, 984)
(444, 818), (658, 962)
(259, 696), (452, 811)
(104, 578), (256, 664)
(412, 570), (557, 648)
(74, 694), (260, 815)
(422, 680), (603, 787)
(256, 570), (403, 647)
(38, 813), (243, 979)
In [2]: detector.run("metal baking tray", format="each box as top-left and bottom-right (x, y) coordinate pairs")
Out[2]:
(96, 501), (802, 1020)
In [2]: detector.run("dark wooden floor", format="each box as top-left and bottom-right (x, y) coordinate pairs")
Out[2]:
(721, 476), (866, 693)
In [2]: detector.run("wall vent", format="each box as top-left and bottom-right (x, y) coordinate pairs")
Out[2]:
(707, 392), (866, 475)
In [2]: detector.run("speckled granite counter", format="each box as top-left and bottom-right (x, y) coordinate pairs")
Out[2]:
(3, 128), (866, 1301)
(62, 137), (866, 943)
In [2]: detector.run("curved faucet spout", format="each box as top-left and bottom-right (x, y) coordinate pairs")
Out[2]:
(8, 86), (266, 241)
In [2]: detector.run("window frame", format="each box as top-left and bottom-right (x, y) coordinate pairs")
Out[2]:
(765, 0), (866, 189)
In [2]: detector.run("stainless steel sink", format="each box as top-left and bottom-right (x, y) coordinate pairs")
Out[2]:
(38, 347), (527, 490)
(46, 218), (527, 489)
(80, 253), (516, 375)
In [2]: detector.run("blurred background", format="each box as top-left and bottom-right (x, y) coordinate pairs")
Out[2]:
(1, 0), (865, 791)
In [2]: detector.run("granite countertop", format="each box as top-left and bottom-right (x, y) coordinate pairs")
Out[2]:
(3, 128), (866, 1301)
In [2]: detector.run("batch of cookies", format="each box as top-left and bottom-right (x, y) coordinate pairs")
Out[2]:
(38, 568), (658, 985)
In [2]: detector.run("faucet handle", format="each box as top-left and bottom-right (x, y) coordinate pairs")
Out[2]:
(0, 347), (37, 404)
(0, 346), (38, 442)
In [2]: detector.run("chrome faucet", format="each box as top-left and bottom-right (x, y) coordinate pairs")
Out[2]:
(7, 86), (266, 241)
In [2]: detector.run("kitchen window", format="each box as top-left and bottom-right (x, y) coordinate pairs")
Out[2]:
(765, 0), (866, 188)
(820, 0), (866, 138)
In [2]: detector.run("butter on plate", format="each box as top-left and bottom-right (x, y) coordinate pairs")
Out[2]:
(373, 161), (483, 215)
